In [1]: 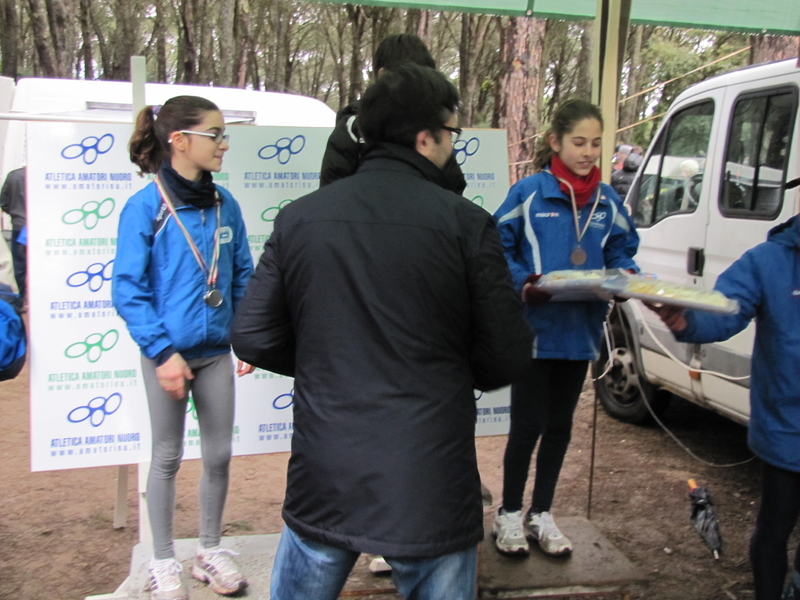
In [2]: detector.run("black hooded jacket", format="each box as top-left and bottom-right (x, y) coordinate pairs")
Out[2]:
(610, 152), (643, 200)
(232, 142), (531, 558)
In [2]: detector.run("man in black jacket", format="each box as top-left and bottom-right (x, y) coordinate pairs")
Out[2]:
(319, 33), (467, 195)
(232, 64), (531, 600)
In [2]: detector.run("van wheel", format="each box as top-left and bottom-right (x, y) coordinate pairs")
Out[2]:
(592, 319), (671, 424)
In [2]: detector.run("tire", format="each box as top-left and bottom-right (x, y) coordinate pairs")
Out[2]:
(592, 314), (671, 424)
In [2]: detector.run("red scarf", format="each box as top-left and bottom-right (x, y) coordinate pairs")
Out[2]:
(549, 154), (601, 209)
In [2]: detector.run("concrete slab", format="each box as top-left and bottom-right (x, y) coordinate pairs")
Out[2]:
(479, 516), (648, 599)
(87, 534), (402, 600)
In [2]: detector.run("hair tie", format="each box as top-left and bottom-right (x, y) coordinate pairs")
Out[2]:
(152, 105), (162, 117)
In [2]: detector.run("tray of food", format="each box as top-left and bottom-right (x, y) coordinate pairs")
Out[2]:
(534, 269), (618, 302)
(613, 275), (739, 314)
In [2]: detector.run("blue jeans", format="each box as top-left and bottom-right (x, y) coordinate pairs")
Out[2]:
(270, 525), (478, 600)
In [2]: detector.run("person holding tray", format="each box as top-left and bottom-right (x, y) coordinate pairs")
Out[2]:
(649, 214), (800, 600)
(113, 95), (254, 600)
(491, 99), (639, 557)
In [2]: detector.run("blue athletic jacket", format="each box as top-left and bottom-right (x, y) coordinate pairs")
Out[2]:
(112, 180), (253, 362)
(494, 169), (639, 360)
(676, 216), (800, 473)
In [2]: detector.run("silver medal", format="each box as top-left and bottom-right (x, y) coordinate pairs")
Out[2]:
(204, 289), (223, 308)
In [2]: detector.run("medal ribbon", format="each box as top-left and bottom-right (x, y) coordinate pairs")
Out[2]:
(154, 175), (221, 289)
(554, 175), (601, 253)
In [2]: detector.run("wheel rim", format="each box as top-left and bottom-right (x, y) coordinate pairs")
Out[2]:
(606, 347), (640, 405)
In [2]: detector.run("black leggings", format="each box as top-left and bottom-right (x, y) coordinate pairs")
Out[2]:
(502, 359), (588, 514)
(750, 460), (800, 600)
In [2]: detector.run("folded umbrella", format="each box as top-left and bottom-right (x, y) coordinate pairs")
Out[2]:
(688, 479), (722, 559)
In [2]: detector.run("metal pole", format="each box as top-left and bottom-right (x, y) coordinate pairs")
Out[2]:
(588, 391), (599, 520)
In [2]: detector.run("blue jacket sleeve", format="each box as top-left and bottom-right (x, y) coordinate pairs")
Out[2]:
(676, 251), (760, 344)
(493, 180), (534, 291)
(602, 188), (640, 272)
(111, 196), (174, 360)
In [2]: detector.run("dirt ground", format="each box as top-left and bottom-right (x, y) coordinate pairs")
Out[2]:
(1, 357), (795, 600)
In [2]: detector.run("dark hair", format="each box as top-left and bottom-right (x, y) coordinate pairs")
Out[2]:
(533, 99), (604, 171)
(128, 95), (220, 175)
(358, 63), (459, 149)
(373, 34), (436, 73)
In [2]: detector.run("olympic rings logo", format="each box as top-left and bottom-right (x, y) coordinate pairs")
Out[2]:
(261, 199), (293, 222)
(61, 134), (115, 165)
(258, 135), (306, 165)
(62, 198), (115, 230)
(470, 195), (484, 208)
(273, 388), (294, 410)
(67, 260), (114, 292)
(68, 393), (122, 427)
(454, 137), (480, 166)
(65, 329), (119, 363)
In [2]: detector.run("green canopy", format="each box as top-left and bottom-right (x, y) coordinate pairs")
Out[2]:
(312, 0), (800, 35)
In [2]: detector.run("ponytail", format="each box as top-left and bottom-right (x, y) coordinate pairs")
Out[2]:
(128, 95), (221, 175)
(129, 106), (162, 175)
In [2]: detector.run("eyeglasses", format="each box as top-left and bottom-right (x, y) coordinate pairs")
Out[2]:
(441, 125), (462, 144)
(178, 130), (230, 144)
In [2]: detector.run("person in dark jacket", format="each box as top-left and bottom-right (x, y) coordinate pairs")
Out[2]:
(610, 151), (642, 200)
(649, 212), (800, 600)
(232, 64), (531, 600)
(319, 33), (467, 195)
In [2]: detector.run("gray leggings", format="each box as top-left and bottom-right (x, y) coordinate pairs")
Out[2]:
(141, 352), (235, 559)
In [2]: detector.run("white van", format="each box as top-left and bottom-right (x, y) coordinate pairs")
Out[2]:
(593, 58), (800, 425)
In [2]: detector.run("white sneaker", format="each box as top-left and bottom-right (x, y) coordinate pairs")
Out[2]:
(192, 546), (248, 595)
(147, 558), (188, 600)
(492, 509), (530, 555)
(526, 511), (573, 556)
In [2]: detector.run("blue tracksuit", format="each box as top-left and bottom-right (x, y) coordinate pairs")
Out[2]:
(112, 181), (253, 361)
(676, 215), (800, 473)
(493, 169), (639, 360)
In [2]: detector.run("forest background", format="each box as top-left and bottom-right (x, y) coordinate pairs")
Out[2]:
(0, 0), (798, 180)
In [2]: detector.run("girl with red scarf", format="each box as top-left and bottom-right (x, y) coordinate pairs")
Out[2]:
(491, 100), (640, 557)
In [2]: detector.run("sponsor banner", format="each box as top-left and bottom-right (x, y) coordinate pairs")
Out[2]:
(28, 124), (511, 471)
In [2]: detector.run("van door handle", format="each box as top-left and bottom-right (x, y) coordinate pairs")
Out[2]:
(687, 247), (705, 276)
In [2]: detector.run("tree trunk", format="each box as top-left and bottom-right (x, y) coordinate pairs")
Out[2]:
(218, 0), (236, 86)
(198, 0), (214, 84)
(494, 16), (546, 183)
(406, 9), (432, 47)
(45, 0), (72, 76)
(178, 0), (197, 83)
(617, 24), (644, 144)
(152, 0), (168, 82)
(27, 0), (59, 76)
(77, 0), (93, 79)
(750, 34), (800, 64)
(575, 21), (593, 101)
(346, 5), (366, 104)
(1, 0), (20, 78)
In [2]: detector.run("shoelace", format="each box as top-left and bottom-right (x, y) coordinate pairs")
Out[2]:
(200, 547), (241, 571)
(151, 559), (183, 589)
(504, 514), (525, 538)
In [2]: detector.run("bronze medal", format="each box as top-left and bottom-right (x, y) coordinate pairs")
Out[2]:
(204, 289), (223, 308)
(571, 247), (587, 266)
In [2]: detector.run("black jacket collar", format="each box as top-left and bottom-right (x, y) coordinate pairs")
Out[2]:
(358, 143), (457, 193)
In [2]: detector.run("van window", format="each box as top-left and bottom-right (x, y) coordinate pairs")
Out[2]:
(720, 87), (797, 219)
(631, 101), (714, 227)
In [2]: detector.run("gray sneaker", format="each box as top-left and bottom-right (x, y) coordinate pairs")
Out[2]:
(526, 511), (573, 556)
(147, 558), (188, 600)
(492, 509), (530, 555)
(192, 546), (248, 595)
